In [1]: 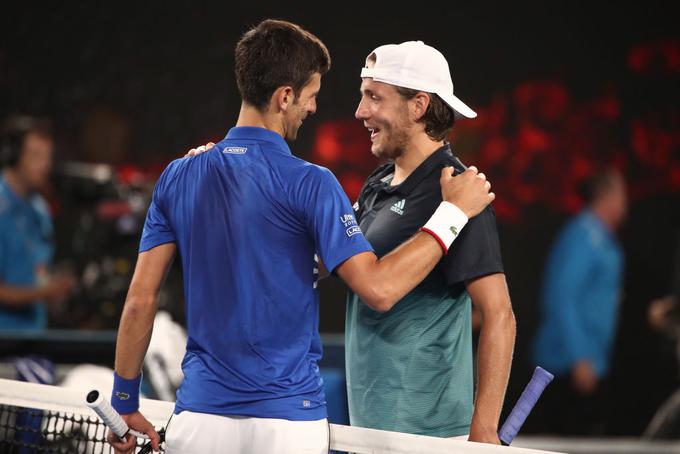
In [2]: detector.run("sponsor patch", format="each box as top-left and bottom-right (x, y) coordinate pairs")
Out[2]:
(340, 213), (357, 227)
(346, 226), (361, 237)
(223, 146), (247, 154)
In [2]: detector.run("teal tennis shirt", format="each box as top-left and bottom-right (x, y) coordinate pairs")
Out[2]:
(345, 145), (503, 437)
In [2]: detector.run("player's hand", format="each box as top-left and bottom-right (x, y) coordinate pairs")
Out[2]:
(571, 359), (598, 395)
(107, 411), (161, 454)
(184, 142), (215, 157)
(440, 166), (494, 218)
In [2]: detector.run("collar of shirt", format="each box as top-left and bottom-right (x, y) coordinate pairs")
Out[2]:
(373, 143), (455, 196)
(225, 126), (292, 156)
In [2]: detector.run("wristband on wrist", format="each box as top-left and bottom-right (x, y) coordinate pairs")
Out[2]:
(420, 201), (468, 255)
(111, 371), (142, 414)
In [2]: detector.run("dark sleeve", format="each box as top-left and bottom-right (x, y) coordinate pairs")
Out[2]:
(442, 204), (504, 286)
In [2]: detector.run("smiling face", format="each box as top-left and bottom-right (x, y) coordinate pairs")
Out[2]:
(283, 72), (321, 141)
(355, 76), (412, 160)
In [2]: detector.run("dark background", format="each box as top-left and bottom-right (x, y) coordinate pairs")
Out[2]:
(1, 1), (679, 437)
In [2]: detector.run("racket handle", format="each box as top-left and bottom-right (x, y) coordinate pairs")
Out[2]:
(85, 389), (149, 440)
(498, 366), (554, 445)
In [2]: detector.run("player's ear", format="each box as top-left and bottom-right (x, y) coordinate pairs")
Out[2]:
(273, 86), (295, 113)
(410, 92), (430, 122)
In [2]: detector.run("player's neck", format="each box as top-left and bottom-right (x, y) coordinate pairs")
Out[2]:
(2, 168), (29, 198)
(392, 134), (443, 186)
(236, 103), (286, 138)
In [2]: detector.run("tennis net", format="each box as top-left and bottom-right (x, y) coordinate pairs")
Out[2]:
(0, 378), (560, 454)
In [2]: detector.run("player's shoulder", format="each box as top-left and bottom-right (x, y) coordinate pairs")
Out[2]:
(290, 159), (338, 185)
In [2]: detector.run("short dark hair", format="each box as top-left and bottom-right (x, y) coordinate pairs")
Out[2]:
(234, 19), (331, 111)
(579, 169), (623, 205)
(0, 115), (53, 168)
(395, 87), (455, 141)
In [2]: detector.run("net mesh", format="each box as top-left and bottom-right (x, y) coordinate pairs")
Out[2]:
(0, 404), (115, 453)
(0, 378), (558, 454)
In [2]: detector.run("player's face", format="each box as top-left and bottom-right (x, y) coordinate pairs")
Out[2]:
(284, 73), (321, 141)
(355, 78), (411, 160)
(17, 133), (53, 190)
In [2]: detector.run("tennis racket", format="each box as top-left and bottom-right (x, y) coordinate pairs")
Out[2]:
(85, 389), (164, 453)
(498, 366), (554, 445)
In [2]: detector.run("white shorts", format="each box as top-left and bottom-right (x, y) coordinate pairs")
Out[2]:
(164, 410), (329, 454)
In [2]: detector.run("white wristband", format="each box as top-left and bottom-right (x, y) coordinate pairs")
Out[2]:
(420, 202), (468, 254)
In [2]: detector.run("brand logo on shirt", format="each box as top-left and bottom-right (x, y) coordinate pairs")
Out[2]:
(450, 226), (459, 237)
(340, 213), (357, 227)
(222, 146), (247, 154)
(313, 254), (319, 289)
(346, 226), (361, 237)
(390, 199), (406, 215)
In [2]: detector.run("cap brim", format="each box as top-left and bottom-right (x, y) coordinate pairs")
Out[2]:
(439, 92), (477, 119)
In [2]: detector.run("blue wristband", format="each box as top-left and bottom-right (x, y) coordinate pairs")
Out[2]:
(111, 372), (142, 415)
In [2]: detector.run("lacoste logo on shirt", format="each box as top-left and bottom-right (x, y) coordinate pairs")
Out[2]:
(390, 199), (406, 215)
(222, 146), (247, 154)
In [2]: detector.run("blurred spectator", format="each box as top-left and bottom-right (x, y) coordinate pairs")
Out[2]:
(0, 115), (75, 331)
(531, 169), (627, 435)
(644, 230), (680, 439)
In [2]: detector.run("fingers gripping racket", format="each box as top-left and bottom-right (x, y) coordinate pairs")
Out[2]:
(498, 366), (554, 445)
(85, 390), (164, 453)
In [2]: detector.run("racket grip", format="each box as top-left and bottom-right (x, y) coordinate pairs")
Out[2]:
(86, 389), (130, 438)
(498, 366), (554, 445)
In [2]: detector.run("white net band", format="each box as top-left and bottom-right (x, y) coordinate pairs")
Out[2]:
(0, 378), (561, 454)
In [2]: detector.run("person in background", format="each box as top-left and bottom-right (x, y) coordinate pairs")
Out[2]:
(532, 169), (627, 435)
(0, 114), (75, 331)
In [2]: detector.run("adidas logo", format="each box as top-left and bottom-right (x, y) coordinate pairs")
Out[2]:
(390, 199), (406, 215)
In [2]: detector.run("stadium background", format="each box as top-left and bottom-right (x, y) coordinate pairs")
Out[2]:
(1, 0), (679, 439)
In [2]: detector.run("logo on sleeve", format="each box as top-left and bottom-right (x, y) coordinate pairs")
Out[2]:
(346, 226), (362, 237)
(340, 214), (357, 227)
(223, 147), (247, 154)
(390, 199), (406, 215)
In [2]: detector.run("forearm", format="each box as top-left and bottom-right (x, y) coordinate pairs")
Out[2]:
(342, 232), (443, 312)
(114, 293), (158, 379)
(0, 283), (45, 306)
(471, 306), (516, 433)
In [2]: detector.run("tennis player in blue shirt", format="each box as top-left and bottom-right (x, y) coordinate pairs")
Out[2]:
(108, 19), (494, 454)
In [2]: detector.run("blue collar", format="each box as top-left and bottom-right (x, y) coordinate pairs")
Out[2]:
(225, 126), (292, 156)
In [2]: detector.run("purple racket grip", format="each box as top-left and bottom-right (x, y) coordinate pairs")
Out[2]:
(498, 366), (554, 445)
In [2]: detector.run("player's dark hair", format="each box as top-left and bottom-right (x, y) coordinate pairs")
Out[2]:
(579, 169), (621, 205)
(234, 19), (331, 111)
(0, 115), (53, 168)
(395, 87), (455, 142)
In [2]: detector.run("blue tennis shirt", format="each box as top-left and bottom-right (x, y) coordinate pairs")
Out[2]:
(139, 126), (372, 420)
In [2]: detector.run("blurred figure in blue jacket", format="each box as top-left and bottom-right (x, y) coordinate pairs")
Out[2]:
(0, 115), (75, 331)
(532, 168), (626, 435)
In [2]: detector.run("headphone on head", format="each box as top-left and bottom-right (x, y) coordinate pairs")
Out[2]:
(0, 129), (27, 168)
